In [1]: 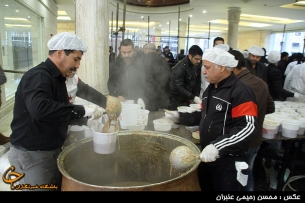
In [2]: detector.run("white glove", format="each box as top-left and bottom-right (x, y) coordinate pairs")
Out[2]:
(84, 105), (105, 120)
(164, 109), (180, 123)
(294, 92), (303, 100)
(194, 96), (201, 104)
(87, 119), (102, 131)
(137, 98), (146, 109)
(200, 144), (219, 162)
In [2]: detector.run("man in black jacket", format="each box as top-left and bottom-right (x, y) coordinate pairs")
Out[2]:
(166, 48), (258, 191)
(246, 46), (268, 83)
(8, 32), (104, 191)
(168, 45), (203, 110)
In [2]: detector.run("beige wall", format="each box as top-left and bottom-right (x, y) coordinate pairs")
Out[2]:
(222, 30), (271, 51)
(57, 23), (76, 34)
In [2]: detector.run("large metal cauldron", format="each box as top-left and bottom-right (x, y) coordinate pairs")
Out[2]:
(57, 130), (201, 191)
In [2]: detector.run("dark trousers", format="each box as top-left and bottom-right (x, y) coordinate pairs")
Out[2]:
(198, 160), (241, 191)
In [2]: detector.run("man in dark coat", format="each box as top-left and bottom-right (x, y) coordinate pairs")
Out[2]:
(230, 50), (275, 191)
(168, 45), (203, 110)
(245, 46), (268, 83)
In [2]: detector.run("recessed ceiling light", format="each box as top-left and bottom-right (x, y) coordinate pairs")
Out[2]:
(5, 4), (9, 6)
(16, 10), (19, 12)
(58, 11), (68, 15)
(202, 10), (206, 13)
(189, 15), (192, 17)
(5, 17), (29, 21)
(57, 16), (71, 20)
(5, 24), (31, 27)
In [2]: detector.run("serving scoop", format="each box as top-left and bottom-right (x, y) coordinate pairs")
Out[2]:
(169, 146), (200, 171)
(102, 96), (122, 133)
(169, 145), (219, 171)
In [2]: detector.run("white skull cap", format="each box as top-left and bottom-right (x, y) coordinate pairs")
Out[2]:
(47, 32), (88, 53)
(202, 48), (238, 67)
(248, 46), (264, 56)
(268, 50), (281, 63)
(242, 50), (249, 58)
(214, 44), (230, 51)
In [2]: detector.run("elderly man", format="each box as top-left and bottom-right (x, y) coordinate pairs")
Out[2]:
(166, 48), (258, 191)
(8, 32), (104, 191)
(142, 43), (171, 111)
(246, 46), (268, 83)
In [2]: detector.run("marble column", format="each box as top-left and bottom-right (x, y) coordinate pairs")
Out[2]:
(155, 28), (161, 47)
(75, 0), (109, 94)
(141, 33), (147, 47)
(178, 22), (186, 53)
(227, 7), (241, 49)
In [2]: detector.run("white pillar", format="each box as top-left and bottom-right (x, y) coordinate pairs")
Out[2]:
(178, 22), (186, 53)
(75, 0), (109, 94)
(227, 7), (241, 49)
(141, 33), (147, 47)
(155, 28), (161, 47)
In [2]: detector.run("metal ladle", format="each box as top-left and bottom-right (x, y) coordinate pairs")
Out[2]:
(102, 96), (122, 133)
(169, 146), (200, 171)
(169, 146), (219, 171)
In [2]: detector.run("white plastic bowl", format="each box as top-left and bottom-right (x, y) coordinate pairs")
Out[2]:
(177, 106), (195, 113)
(189, 104), (201, 111)
(281, 120), (300, 138)
(153, 119), (172, 131)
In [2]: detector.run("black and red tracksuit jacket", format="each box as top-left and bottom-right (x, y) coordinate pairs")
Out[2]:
(180, 72), (258, 161)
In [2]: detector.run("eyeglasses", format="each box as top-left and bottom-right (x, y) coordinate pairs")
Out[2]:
(193, 57), (202, 61)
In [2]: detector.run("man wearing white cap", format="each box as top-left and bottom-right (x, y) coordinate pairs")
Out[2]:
(8, 32), (105, 191)
(165, 48), (258, 191)
(266, 50), (296, 101)
(246, 46), (268, 83)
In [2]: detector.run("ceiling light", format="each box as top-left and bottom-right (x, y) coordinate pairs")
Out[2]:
(240, 14), (303, 24)
(189, 15), (192, 17)
(5, 17), (30, 21)
(57, 16), (71, 20)
(5, 4), (9, 6)
(16, 10), (19, 12)
(58, 11), (68, 15)
(295, 1), (305, 5)
(5, 24), (31, 27)
(209, 19), (271, 27)
(202, 10), (206, 13)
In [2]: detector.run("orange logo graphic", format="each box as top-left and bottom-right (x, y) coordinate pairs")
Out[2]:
(2, 166), (58, 190)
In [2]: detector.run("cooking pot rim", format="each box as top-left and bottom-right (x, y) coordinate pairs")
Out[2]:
(57, 130), (201, 189)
